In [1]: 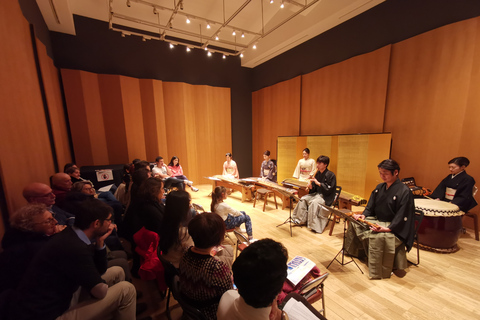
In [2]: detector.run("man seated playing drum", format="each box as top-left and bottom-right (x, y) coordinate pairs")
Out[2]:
(345, 159), (416, 279)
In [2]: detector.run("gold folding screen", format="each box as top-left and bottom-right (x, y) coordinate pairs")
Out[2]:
(61, 69), (232, 185)
(278, 134), (391, 198)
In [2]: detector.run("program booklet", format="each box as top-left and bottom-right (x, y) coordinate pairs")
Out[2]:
(287, 256), (316, 286)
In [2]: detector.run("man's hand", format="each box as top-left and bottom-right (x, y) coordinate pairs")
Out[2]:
(53, 224), (67, 235)
(370, 225), (391, 233)
(95, 223), (115, 249)
(269, 298), (282, 320)
(353, 214), (365, 220)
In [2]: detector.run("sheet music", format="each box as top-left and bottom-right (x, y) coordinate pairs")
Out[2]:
(283, 299), (320, 320)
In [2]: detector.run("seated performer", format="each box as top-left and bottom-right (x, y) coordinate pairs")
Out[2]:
(152, 156), (185, 191)
(345, 159), (415, 279)
(168, 156), (199, 192)
(292, 156), (336, 233)
(431, 156), (477, 212)
(260, 150), (277, 182)
(293, 148), (316, 181)
(223, 152), (239, 179)
(211, 186), (254, 240)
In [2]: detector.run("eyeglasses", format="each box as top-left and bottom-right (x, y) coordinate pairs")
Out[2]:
(103, 218), (113, 222)
(35, 217), (57, 225)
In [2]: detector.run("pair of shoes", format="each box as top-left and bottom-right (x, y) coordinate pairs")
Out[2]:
(136, 302), (148, 315)
(191, 186), (199, 192)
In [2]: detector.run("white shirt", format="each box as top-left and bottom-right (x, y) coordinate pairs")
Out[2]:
(217, 290), (272, 320)
(214, 202), (243, 220)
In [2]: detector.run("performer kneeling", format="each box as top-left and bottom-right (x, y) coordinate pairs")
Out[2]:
(211, 186), (254, 240)
(292, 155), (336, 233)
(345, 159), (415, 279)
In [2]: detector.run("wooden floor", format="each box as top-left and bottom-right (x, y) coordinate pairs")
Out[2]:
(135, 184), (480, 320)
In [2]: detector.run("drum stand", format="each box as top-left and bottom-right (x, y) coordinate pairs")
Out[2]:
(327, 217), (363, 274)
(276, 195), (295, 237)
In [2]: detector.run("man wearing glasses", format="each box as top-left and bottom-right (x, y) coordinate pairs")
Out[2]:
(23, 182), (74, 227)
(7, 199), (137, 320)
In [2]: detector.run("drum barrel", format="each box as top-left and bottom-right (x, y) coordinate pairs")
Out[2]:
(417, 215), (463, 252)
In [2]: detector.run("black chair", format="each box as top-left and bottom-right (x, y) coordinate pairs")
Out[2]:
(408, 209), (425, 266)
(171, 275), (207, 320)
(158, 254), (180, 320)
(233, 230), (250, 257)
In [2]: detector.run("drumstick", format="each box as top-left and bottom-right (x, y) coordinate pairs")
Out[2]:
(423, 195), (433, 200)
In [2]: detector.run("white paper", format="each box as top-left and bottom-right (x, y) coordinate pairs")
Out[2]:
(283, 299), (320, 320)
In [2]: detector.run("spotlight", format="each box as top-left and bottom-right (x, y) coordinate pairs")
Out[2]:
(240, 53), (244, 58)
(252, 44), (257, 49)
(206, 23), (211, 29)
(126, 0), (131, 7)
(186, 47), (191, 52)
(207, 51), (212, 57)
(186, 17), (190, 24)
(204, 46), (208, 51)
(280, 2), (284, 9)
(270, 0), (274, 4)
(232, 30), (236, 36)
(215, 35), (219, 41)
(170, 43), (174, 48)
(241, 32), (245, 38)
(223, 55), (226, 59)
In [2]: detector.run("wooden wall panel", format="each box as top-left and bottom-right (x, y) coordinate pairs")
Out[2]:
(62, 69), (93, 165)
(98, 74), (130, 164)
(119, 76), (147, 161)
(0, 1), (55, 216)
(140, 79), (168, 162)
(385, 17), (480, 199)
(81, 72), (109, 165)
(36, 39), (72, 169)
(252, 76), (301, 175)
(301, 45), (391, 135)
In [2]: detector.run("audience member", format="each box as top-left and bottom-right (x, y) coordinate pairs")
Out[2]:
(217, 239), (288, 320)
(211, 186), (254, 240)
(23, 182), (74, 226)
(158, 190), (194, 268)
(7, 199), (137, 319)
(63, 162), (77, 173)
(0, 204), (60, 294)
(180, 213), (233, 319)
(167, 156), (199, 192)
(65, 166), (82, 184)
(152, 156), (185, 191)
(51, 173), (73, 207)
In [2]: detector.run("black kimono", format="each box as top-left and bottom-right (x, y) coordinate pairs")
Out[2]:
(345, 178), (416, 279)
(431, 170), (477, 212)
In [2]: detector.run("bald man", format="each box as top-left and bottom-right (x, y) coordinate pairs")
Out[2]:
(51, 173), (73, 207)
(23, 182), (74, 227)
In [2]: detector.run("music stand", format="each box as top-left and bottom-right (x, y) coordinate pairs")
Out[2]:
(276, 194), (295, 237)
(322, 205), (364, 274)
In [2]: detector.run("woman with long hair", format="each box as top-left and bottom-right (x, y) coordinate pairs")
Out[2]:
(158, 190), (194, 267)
(167, 156), (199, 192)
(211, 186), (254, 240)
